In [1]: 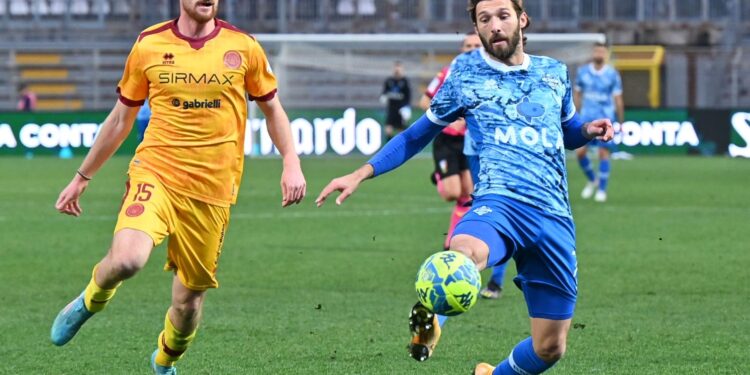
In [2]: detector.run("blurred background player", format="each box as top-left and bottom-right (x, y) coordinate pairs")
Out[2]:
(49, 1), (307, 374)
(419, 31), (481, 251)
(135, 99), (152, 144)
(380, 61), (412, 139)
(16, 84), (37, 112)
(574, 42), (625, 203)
(315, 0), (614, 373)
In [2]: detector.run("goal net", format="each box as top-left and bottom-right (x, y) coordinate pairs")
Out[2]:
(256, 33), (606, 109)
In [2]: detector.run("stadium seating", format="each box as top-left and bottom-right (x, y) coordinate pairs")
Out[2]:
(10, 0), (30, 16)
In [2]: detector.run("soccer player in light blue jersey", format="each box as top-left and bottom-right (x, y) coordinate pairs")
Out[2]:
(574, 43), (625, 203)
(316, 0), (613, 374)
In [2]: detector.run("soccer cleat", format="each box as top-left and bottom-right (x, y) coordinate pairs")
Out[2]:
(50, 292), (94, 346)
(474, 362), (496, 375)
(581, 182), (597, 199)
(407, 302), (441, 362)
(479, 281), (503, 300)
(151, 349), (177, 375)
(594, 190), (607, 203)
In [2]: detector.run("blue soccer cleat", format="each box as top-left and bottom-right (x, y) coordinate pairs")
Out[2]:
(50, 292), (94, 346)
(151, 349), (177, 375)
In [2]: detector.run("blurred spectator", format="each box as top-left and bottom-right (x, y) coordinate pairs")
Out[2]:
(17, 84), (37, 112)
(337, 0), (376, 16)
(380, 61), (411, 140)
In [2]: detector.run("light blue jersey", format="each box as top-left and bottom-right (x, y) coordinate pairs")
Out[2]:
(427, 49), (577, 218)
(575, 63), (622, 122)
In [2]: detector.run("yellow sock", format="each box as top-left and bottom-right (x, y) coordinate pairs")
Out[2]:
(155, 311), (197, 367)
(83, 264), (121, 313)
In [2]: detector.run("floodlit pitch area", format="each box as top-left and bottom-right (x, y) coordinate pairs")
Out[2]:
(0, 155), (748, 374)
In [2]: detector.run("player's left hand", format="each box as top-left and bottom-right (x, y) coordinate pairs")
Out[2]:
(281, 161), (306, 207)
(584, 119), (614, 142)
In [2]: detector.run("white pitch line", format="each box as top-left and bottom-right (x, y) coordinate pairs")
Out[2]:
(41, 206), (453, 222)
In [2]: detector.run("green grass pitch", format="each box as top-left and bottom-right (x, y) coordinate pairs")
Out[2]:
(0, 155), (748, 374)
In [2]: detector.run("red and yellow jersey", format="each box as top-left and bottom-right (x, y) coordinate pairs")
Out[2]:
(117, 19), (277, 207)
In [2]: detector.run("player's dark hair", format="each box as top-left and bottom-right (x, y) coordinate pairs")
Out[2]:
(467, 0), (531, 45)
(594, 42), (608, 48)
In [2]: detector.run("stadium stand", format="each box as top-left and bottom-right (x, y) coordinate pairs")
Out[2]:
(0, 0), (748, 110)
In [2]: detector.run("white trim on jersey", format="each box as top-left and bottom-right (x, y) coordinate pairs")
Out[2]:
(480, 49), (531, 72)
(426, 108), (450, 126)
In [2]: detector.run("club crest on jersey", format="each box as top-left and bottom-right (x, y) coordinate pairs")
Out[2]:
(542, 74), (563, 90)
(224, 50), (242, 69)
(516, 97), (545, 122)
(125, 203), (145, 217)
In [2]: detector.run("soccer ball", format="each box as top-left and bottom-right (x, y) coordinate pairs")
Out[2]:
(414, 251), (481, 316)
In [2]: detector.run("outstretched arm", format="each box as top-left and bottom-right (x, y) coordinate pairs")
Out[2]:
(257, 96), (307, 207)
(316, 114), (444, 206)
(55, 101), (140, 216)
(562, 113), (614, 150)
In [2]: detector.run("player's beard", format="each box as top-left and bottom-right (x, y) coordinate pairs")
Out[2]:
(183, 0), (218, 24)
(480, 23), (522, 62)
(593, 57), (605, 65)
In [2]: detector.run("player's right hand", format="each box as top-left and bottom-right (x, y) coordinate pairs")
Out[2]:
(55, 175), (89, 217)
(315, 165), (373, 207)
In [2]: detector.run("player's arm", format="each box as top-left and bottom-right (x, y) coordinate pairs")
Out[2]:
(257, 96), (306, 207)
(613, 70), (625, 124)
(562, 113), (614, 150)
(614, 94), (624, 124)
(55, 101), (140, 216)
(315, 114), (444, 207)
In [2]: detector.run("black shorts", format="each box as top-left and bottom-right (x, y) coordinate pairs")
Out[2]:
(432, 132), (468, 179)
(386, 110), (405, 129)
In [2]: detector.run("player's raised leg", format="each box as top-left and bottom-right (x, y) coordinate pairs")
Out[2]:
(152, 276), (205, 374)
(595, 146), (611, 202)
(576, 146), (597, 199)
(51, 229), (153, 346)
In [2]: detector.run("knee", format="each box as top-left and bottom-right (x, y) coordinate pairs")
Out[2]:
(106, 250), (146, 279)
(439, 189), (461, 202)
(534, 337), (566, 362)
(448, 239), (487, 270)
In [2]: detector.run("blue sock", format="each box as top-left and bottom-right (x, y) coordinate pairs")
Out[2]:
(491, 263), (507, 287)
(578, 156), (595, 182)
(494, 337), (556, 375)
(599, 159), (610, 192)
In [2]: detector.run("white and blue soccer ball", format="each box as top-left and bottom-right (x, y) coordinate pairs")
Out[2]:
(415, 251), (481, 316)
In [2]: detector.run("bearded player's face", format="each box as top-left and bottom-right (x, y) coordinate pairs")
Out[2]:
(475, 0), (527, 62)
(182, 0), (219, 23)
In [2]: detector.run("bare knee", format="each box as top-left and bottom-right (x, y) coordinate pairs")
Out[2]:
(104, 248), (147, 279)
(439, 189), (461, 202)
(575, 147), (587, 159)
(448, 235), (489, 270)
(534, 336), (567, 362)
(103, 230), (153, 280)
